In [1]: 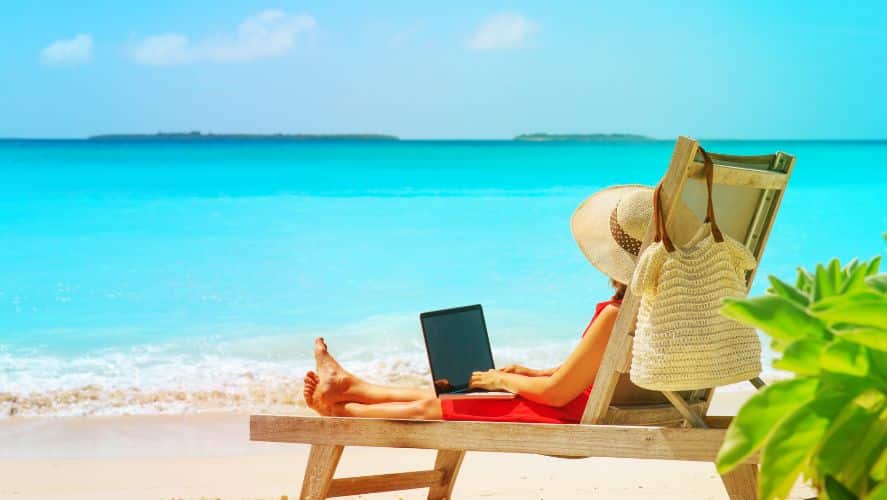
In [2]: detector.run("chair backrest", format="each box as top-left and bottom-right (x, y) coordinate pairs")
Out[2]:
(580, 136), (795, 426)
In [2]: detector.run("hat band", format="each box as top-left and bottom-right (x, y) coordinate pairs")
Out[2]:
(609, 206), (642, 256)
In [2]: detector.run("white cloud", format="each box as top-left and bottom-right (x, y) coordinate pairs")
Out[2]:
(129, 10), (315, 66)
(40, 34), (94, 66)
(466, 13), (538, 51)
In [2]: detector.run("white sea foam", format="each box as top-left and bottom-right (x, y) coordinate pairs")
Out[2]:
(0, 311), (782, 417)
(0, 345), (419, 418)
(0, 345), (558, 417)
(0, 312), (507, 417)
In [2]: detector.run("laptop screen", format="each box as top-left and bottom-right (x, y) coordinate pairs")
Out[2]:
(420, 305), (495, 395)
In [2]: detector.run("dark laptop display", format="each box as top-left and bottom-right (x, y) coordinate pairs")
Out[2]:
(420, 305), (495, 395)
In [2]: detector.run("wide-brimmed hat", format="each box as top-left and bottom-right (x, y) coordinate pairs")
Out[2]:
(571, 185), (700, 284)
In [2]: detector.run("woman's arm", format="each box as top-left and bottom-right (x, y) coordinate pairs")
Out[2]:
(470, 305), (619, 407)
(498, 364), (559, 377)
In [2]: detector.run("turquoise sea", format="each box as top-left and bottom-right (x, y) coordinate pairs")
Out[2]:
(1, 140), (885, 416)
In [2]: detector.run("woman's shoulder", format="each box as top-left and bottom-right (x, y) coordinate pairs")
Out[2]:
(596, 298), (622, 313)
(591, 299), (621, 323)
(599, 302), (620, 318)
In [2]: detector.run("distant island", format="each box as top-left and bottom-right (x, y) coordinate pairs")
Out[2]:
(513, 133), (653, 142)
(87, 132), (399, 141)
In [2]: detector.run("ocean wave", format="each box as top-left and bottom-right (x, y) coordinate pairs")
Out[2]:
(0, 333), (580, 418)
(0, 352), (431, 418)
(0, 312), (782, 417)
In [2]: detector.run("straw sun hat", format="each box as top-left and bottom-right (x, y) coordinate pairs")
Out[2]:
(571, 185), (700, 284)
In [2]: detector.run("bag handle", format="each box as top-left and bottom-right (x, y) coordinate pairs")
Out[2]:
(699, 147), (725, 243)
(653, 146), (724, 253)
(653, 183), (675, 252)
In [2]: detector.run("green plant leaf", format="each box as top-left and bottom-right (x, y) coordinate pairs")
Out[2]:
(770, 337), (791, 352)
(868, 255), (883, 276)
(867, 274), (887, 294)
(824, 475), (859, 500)
(834, 327), (887, 352)
(831, 258), (844, 289)
(812, 292), (887, 330)
(722, 295), (831, 342)
(870, 481), (887, 500)
(840, 263), (872, 294)
(871, 350), (887, 383)
(796, 267), (814, 295)
(872, 447), (887, 481)
(716, 378), (819, 474)
(819, 371), (883, 395)
(817, 391), (887, 494)
(814, 261), (840, 301)
(821, 340), (870, 377)
(772, 338), (826, 375)
(759, 395), (844, 500)
(769, 275), (811, 307)
(862, 435), (887, 495)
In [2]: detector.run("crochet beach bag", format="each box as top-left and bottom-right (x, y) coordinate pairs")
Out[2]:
(629, 148), (762, 391)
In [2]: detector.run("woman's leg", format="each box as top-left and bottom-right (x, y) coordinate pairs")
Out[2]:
(306, 338), (433, 413)
(348, 379), (432, 404)
(333, 398), (443, 420)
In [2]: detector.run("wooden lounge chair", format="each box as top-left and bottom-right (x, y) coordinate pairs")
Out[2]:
(250, 136), (796, 500)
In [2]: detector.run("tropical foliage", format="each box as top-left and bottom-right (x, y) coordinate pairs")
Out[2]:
(715, 255), (887, 500)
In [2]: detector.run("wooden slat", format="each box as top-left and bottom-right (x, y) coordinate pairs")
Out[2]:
(300, 444), (343, 500)
(427, 450), (465, 500)
(326, 470), (443, 497)
(250, 415), (749, 463)
(662, 391), (708, 429)
(720, 464), (758, 500)
(687, 162), (789, 190)
(603, 401), (707, 427)
(705, 152), (775, 168)
(703, 416), (733, 429)
(744, 154), (796, 288)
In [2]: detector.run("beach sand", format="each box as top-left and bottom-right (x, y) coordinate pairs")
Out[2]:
(0, 390), (815, 499)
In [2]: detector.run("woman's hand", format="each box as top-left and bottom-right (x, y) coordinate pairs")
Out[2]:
(469, 369), (507, 391)
(499, 364), (545, 377)
(498, 364), (529, 375)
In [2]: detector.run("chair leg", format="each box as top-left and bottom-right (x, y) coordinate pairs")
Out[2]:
(427, 450), (465, 500)
(300, 444), (344, 500)
(662, 390), (708, 428)
(720, 463), (758, 500)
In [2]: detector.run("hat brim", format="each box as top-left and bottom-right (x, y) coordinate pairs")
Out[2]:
(571, 185), (701, 284)
(571, 185), (649, 284)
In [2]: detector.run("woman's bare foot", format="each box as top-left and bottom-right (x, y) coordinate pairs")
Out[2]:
(313, 337), (363, 407)
(329, 402), (349, 417)
(302, 371), (331, 416)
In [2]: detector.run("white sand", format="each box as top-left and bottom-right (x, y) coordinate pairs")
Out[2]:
(0, 390), (815, 499)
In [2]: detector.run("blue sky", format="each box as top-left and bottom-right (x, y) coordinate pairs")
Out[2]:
(2, 1), (886, 139)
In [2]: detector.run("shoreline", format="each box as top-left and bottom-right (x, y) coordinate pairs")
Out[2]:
(3, 393), (750, 460)
(0, 371), (779, 420)
(0, 389), (817, 499)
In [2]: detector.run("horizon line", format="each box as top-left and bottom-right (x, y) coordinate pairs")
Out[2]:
(2, 136), (887, 142)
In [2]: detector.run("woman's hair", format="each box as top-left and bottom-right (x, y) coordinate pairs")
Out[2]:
(611, 278), (627, 301)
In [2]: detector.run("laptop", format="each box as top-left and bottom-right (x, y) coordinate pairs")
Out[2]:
(420, 304), (515, 399)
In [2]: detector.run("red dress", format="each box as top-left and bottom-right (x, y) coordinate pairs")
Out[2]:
(440, 299), (621, 424)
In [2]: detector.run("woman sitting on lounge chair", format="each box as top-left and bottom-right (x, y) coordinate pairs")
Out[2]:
(303, 185), (686, 423)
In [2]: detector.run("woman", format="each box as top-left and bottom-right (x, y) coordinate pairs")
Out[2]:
(303, 185), (685, 423)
